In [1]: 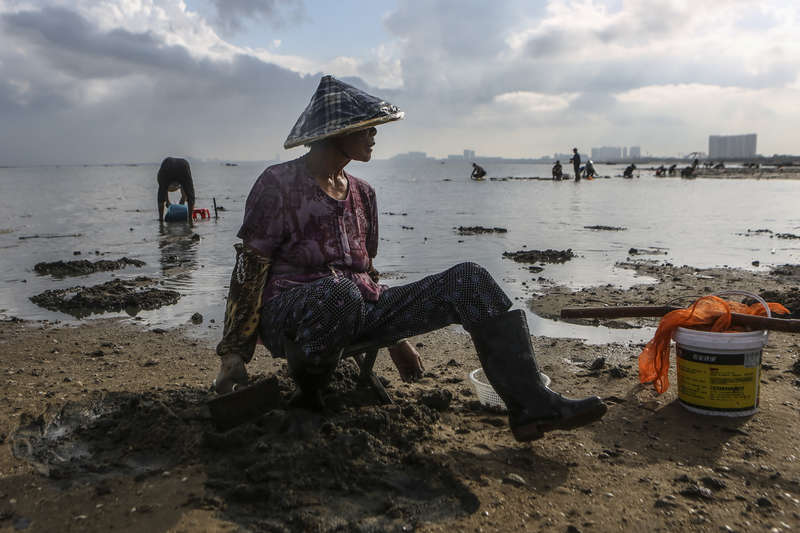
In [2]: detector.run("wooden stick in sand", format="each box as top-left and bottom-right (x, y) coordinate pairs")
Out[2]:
(560, 306), (800, 333)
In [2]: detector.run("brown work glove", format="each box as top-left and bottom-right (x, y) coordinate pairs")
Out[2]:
(388, 340), (424, 382)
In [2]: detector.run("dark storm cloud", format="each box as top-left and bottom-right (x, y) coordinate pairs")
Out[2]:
(209, 0), (306, 35)
(0, 5), (321, 165)
(2, 7), (196, 80)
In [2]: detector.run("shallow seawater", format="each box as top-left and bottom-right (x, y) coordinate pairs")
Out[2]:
(2, 159), (799, 345)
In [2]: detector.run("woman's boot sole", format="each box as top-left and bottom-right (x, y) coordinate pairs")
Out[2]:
(511, 404), (608, 442)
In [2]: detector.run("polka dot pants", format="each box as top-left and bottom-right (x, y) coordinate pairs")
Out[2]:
(258, 262), (512, 366)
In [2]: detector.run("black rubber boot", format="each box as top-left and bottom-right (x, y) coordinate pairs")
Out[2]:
(284, 337), (341, 411)
(469, 309), (607, 441)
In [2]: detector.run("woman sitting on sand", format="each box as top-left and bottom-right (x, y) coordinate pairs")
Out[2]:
(213, 75), (606, 442)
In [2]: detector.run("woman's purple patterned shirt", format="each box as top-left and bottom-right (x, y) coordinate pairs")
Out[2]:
(238, 157), (382, 302)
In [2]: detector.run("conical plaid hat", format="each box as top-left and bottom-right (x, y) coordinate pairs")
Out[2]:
(284, 75), (404, 149)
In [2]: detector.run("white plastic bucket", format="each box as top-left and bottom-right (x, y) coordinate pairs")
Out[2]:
(674, 291), (768, 417)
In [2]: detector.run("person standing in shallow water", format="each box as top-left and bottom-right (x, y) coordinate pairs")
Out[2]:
(570, 148), (581, 181)
(213, 75), (606, 442)
(156, 156), (195, 226)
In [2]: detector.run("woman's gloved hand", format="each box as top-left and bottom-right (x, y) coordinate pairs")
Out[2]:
(388, 340), (424, 382)
(212, 353), (248, 394)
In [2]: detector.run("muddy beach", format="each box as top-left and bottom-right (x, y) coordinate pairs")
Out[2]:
(33, 258), (146, 278)
(1, 260), (799, 532)
(29, 277), (180, 318)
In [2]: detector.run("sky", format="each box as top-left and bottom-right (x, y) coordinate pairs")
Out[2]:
(1, 0), (799, 165)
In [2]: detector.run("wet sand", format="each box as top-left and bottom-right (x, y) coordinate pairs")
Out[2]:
(1, 261), (799, 532)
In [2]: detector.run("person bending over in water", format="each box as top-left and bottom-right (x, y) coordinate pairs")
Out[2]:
(584, 159), (597, 179)
(470, 162), (487, 180)
(212, 75), (607, 442)
(552, 160), (563, 180)
(157, 156), (195, 226)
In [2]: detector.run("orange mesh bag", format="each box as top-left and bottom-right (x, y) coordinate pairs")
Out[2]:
(638, 295), (789, 394)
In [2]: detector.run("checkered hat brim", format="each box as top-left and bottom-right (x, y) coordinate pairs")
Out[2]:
(284, 75), (404, 149)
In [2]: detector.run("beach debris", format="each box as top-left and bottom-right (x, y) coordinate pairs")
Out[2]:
(628, 247), (668, 256)
(758, 288), (800, 317)
(19, 233), (82, 240)
(502, 473), (527, 487)
(654, 498), (680, 509)
(419, 389), (452, 411)
(739, 228), (773, 236)
(191, 312), (203, 324)
(503, 249), (574, 264)
(678, 484), (714, 500)
(588, 357), (606, 370)
(608, 367), (628, 379)
(739, 228), (800, 239)
(455, 226), (508, 235)
(756, 496), (773, 507)
(584, 225), (627, 231)
(34, 257), (145, 278)
(30, 277), (179, 317)
(700, 476), (726, 490)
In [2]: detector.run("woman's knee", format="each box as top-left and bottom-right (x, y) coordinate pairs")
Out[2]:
(318, 277), (363, 308)
(449, 261), (493, 282)
(306, 277), (365, 327)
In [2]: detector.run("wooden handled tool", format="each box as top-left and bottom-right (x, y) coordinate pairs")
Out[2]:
(560, 306), (800, 333)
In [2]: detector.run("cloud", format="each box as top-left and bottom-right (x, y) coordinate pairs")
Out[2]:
(375, 0), (800, 156)
(494, 91), (577, 113)
(1, 0), (800, 163)
(0, 3), (321, 165)
(208, 0), (306, 36)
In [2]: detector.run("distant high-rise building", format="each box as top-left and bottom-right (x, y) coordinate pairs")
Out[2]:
(463, 149), (476, 160)
(392, 151), (428, 160)
(708, 134), (757, 159)
(591, 146), (622, 161)
(622, 147), (628, 159)
(629, 146), (641, 159)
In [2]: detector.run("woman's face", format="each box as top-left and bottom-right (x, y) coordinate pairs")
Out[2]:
(336, 127), (377, 162)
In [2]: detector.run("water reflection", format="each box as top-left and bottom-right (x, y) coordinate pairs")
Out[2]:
(158, 223), (199, 284)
